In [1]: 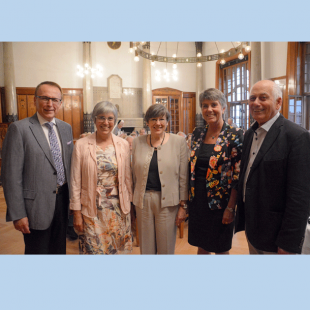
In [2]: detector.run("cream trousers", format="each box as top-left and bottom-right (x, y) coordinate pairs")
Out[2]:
(136, 190), (178, 254)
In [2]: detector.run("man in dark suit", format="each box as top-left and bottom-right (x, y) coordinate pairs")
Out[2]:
(2, 81), (74, 254)
(235, 80), (310, 254)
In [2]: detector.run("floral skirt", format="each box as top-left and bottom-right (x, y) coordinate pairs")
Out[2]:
(79, 195), (132, 255)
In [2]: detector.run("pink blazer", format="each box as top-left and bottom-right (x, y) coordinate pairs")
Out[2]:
(70, 133), (133, 217)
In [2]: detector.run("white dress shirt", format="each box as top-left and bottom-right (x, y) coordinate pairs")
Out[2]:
(36, 112), (63, 155)
(243, 112), (280, 202)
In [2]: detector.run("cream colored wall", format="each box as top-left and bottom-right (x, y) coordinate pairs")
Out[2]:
(150, 42), (196, 92)
(92, 42), (143, 88)
(261, 42), (287, 79)
(12, 42), (83, 88)
(0, 41), (288, 96)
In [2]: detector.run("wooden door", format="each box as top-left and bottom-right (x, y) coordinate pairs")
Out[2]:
(182, 92), (196, 134)
(168, 96), (180, 133)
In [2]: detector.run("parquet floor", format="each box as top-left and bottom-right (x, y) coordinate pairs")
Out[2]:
(0, 187), (248, 255)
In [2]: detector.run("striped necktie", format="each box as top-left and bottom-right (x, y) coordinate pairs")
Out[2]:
(45, 122), (65, 186)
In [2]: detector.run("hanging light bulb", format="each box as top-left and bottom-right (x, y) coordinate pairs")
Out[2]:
(245, 45), (251, 52)
(172, 53), (177, 58)
(151, 60), (155, 67)
(172, 63), (177, 69)
(220, 49), (225, 54)
(134, 50), (139, 62)
(129, 42), (133, 53)
(197, 52), (202, 57)
(220, 59), (226, 65)
(197, 62), (202, 68)
(238, 52), (244, 60)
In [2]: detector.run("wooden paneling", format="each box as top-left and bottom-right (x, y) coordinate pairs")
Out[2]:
(72, 95), (82, 140)
(183, 92), (196, 134)
(285, 42), (301, 119)
(15, 87), (83, 139)
(27, 95), (36, 117)
(63, 95), (72, 125)
(17, 95), (28, 120)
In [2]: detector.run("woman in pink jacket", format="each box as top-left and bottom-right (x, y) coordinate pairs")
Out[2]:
(70, 101), (133, 254)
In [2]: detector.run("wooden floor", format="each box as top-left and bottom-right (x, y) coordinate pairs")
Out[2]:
(0, 187), (249, 255)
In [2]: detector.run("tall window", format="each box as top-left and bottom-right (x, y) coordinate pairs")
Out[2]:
(287, 42), (310, 129)
(220, 55), (250, 129)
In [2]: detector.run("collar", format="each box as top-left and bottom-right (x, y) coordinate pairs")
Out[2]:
(37, 112), (56, 126)
(251, 112), (280, 133)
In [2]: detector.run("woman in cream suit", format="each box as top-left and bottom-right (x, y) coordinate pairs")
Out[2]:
(132, 104), (189, 254)
(70, 101), (133, 254)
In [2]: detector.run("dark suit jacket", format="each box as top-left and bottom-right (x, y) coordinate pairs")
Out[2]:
(2, 113), (74, 230)
(235, 114), (310, 253)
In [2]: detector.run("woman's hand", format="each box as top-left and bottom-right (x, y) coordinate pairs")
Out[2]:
(73, 211), (84, 233)
(175, 206), (187, 226)
(222, 208), (235, 225)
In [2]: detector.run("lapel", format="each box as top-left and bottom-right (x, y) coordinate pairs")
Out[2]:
(28, 114), (56, 170)
(112, 133), (122, 164)
(87, 133), (97, 164)
(239, 126), (255, 182)
(247, 115), (284, 181)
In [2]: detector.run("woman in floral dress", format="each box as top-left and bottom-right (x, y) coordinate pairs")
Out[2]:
(188, 89), (243, 254)
(70, 101), (133, 254)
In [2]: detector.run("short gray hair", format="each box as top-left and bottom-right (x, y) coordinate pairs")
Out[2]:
(199, 88), (227, 110)
(145, 104), (171, 123)
(272, 82), (282, 100)
(92, 101), (118, 125)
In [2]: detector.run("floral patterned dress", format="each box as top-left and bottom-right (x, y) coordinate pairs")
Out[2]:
(188, 122), (244, 252)
(79, 144), (132, 254)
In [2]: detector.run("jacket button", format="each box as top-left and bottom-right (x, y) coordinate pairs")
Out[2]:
(53, 172), (57, 175)
(162, 184), (165, 187)
(158, 147), (161, 150)
(160, 171), (163, 174)
(162, 197), (165, 200)
(53, 190), (56, 194)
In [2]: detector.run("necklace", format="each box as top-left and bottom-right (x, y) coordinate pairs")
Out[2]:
(150, 132), (165, 150)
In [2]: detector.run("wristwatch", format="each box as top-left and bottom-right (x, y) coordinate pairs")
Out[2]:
(179, 202), (188, 210)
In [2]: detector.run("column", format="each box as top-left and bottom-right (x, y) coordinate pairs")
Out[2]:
(250, 42), (262, 87)
(83, 42), (94, 133)
(195, 42), (205, 128)
(3, 42), (18, 122)
(142, 42), (152, 118)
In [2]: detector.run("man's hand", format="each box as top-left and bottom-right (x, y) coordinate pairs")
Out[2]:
(13, 217), (31, 234)
(278, 247), (294, 254)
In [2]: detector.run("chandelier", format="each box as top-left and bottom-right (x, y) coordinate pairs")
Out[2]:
(76, 63), (103, 78)
(130, 42), (251, 66)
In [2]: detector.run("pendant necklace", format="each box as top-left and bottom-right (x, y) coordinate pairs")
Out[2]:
(150, 132), (165, 150)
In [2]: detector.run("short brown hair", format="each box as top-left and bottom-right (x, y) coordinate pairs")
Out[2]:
(35, 81), (63, 99)
(145, 104), (171, 123)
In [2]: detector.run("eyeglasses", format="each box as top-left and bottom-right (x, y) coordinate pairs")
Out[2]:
(148, 118), (167, 124)
(95, 116), (115, 123)
(36, 96), (62, 104)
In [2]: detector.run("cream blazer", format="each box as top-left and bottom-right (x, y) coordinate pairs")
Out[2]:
(70, 133), (133, 217)
(132, 134), (189, 209)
